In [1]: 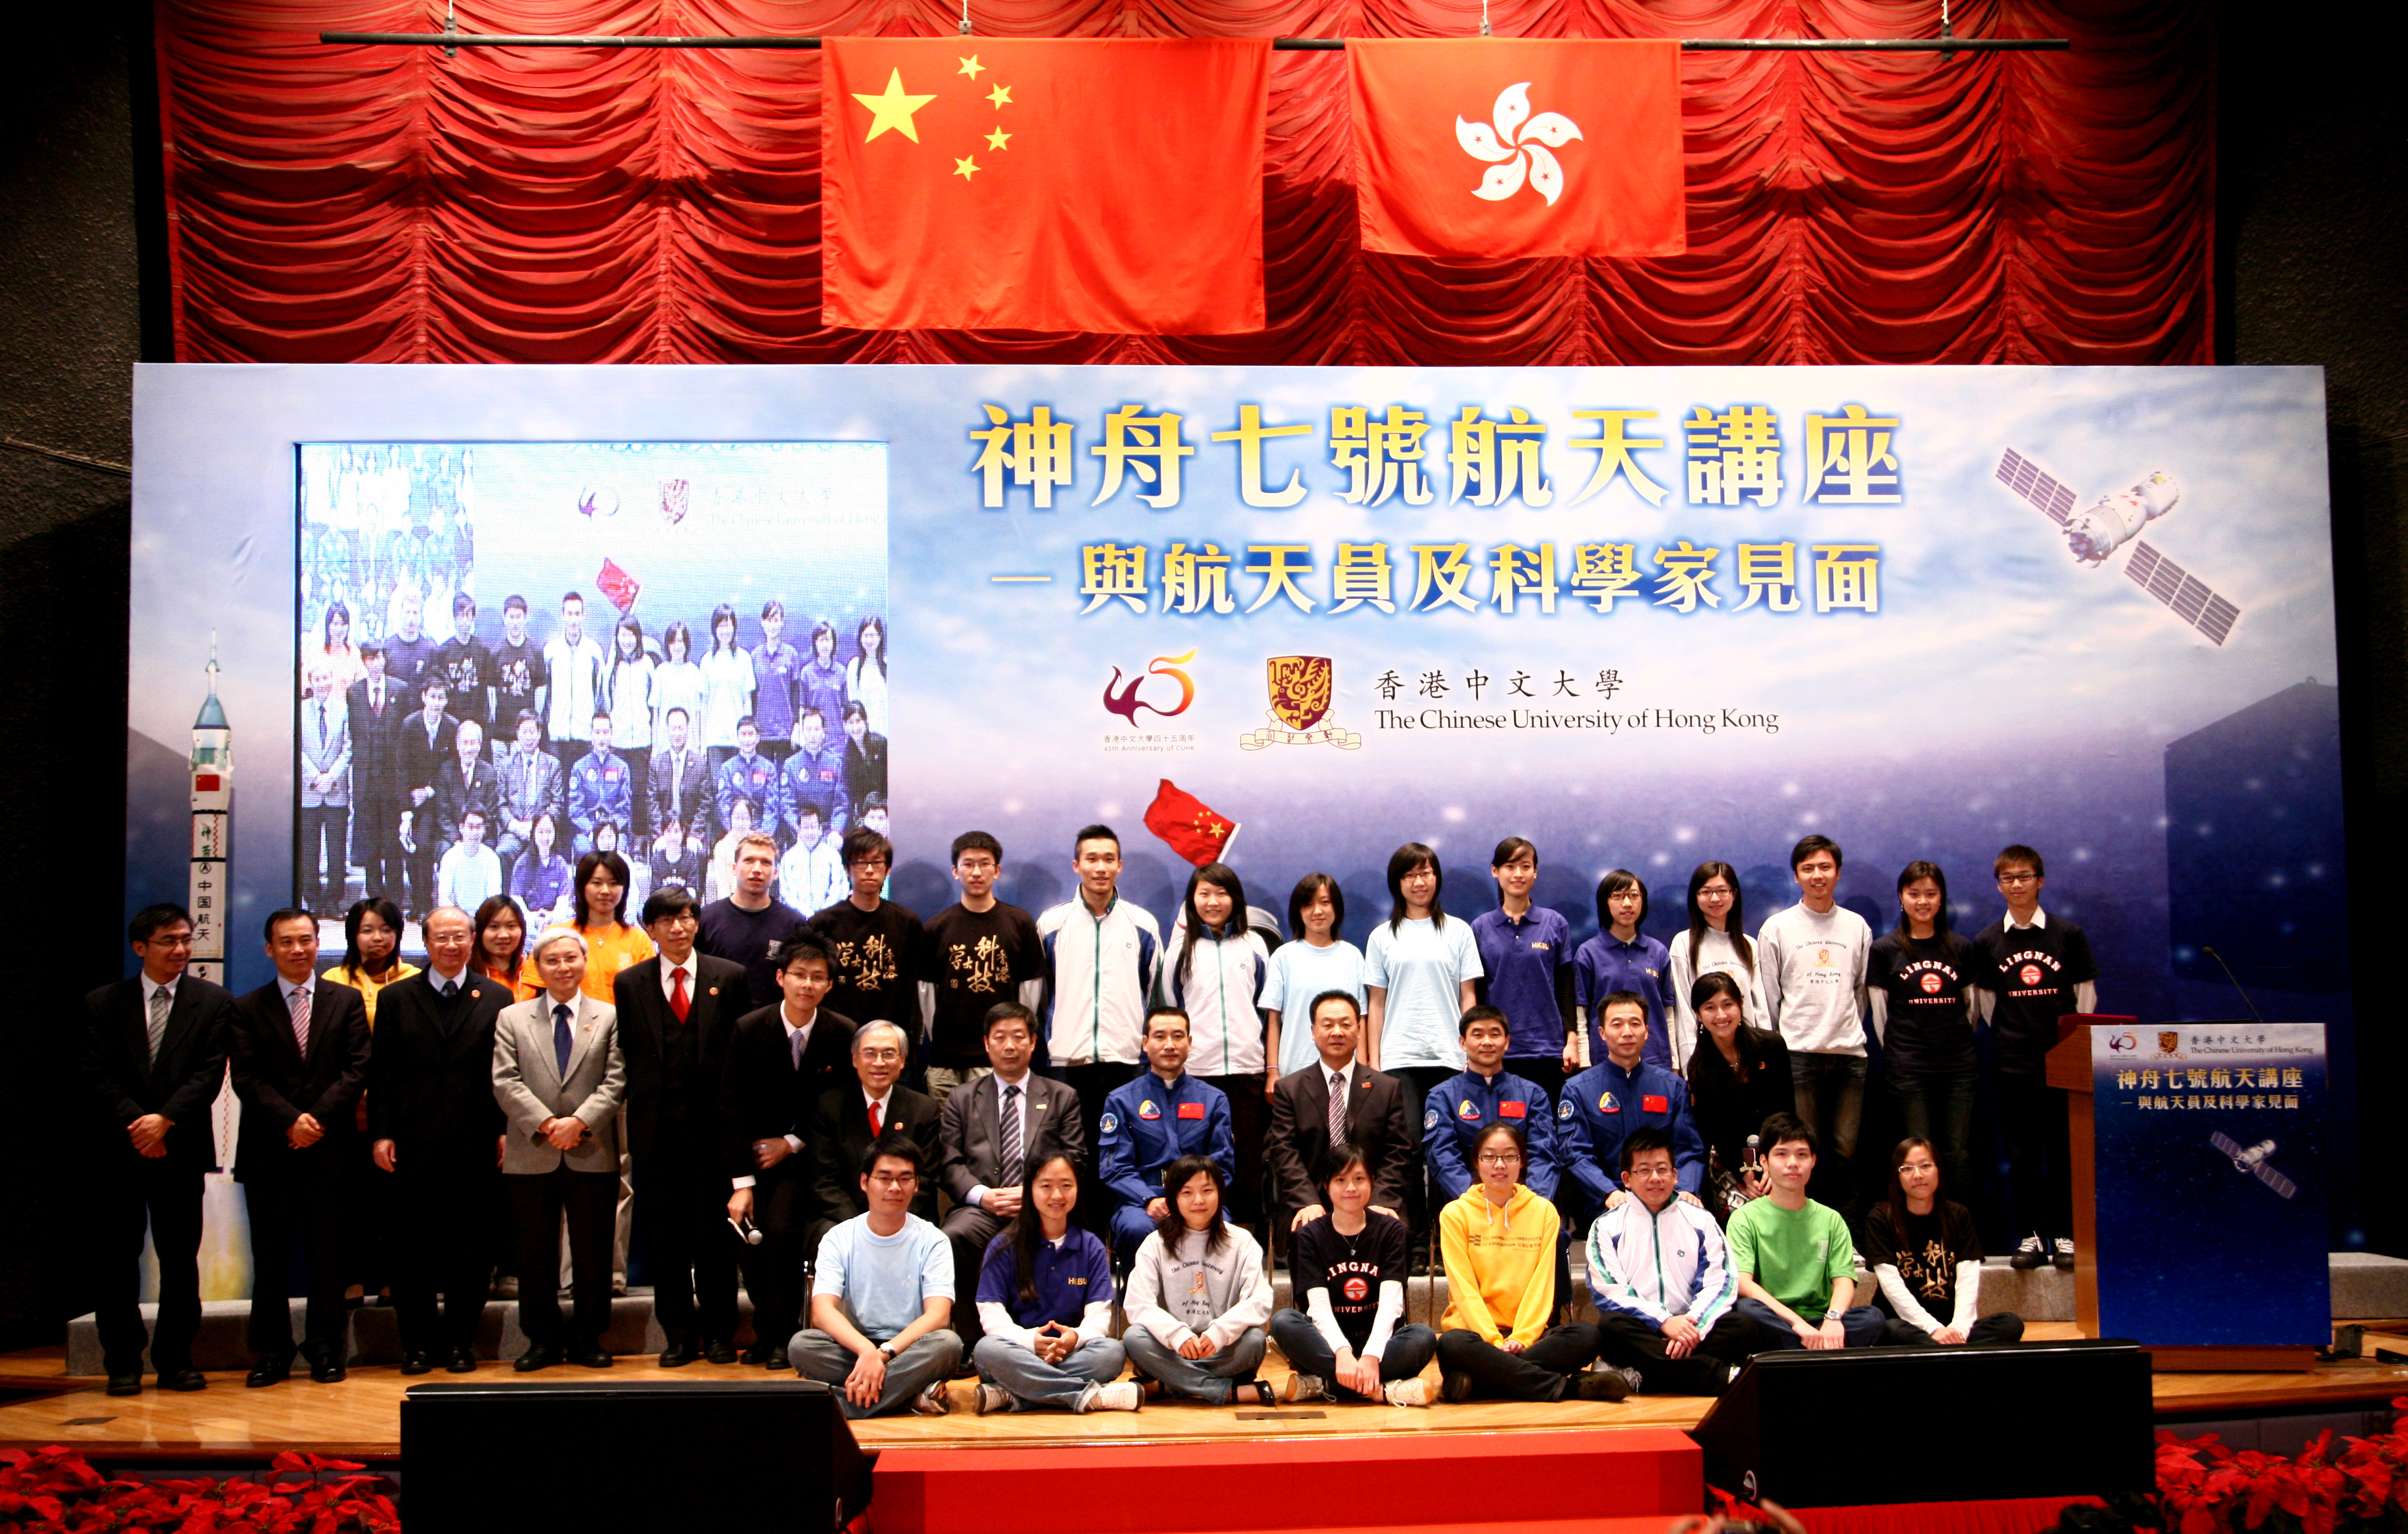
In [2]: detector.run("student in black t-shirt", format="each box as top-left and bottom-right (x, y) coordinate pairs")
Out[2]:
(491, 595), (546, 748)
(696, 831), (809, 1011)
(430, 591), (497, 740)
(1968, 845), (2098, 1272)
(1269, 1146), (1435, 1407)
(920, 832), (1046, 1106)
(1862, 1137), (2023, 1347)
(1869, 862), (1979, 1200)
(809, 827), (925, 1032)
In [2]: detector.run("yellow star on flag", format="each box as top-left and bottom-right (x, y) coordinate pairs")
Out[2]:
(854, 69), (936, 143)
(987, 84), (1013, 108)
(985, 126), (1011, 150)
(957, 54), (984, 78)
(954, 156), (981, 179)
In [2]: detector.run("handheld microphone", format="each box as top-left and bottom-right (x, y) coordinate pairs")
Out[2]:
(727, 1215), (763, 1246)
(2200, 945), (2270, 1028)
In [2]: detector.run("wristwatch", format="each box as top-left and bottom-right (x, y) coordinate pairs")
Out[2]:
(877, 1342), (899, 1361)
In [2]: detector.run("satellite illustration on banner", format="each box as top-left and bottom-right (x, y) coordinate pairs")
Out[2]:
(1995, 449), (2241, 646)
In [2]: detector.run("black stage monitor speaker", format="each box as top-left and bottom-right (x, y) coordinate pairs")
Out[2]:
(1688, 1340), (2153, 1508)
(403, 1378), (868, 1532)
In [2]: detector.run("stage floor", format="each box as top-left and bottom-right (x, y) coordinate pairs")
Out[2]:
(5, 1322), (2406, 1462)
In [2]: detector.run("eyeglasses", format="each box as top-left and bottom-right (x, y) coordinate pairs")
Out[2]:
(867, 1172), (919, 1188)
(1997, 874), (2039, 886)
(858, 1048), (904, 1064)
(852, 858), (892, 871)
(1476, 1152), (1524, 1166)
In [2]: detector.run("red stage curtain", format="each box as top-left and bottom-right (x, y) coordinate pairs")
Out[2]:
(153, 0), (2211, 364)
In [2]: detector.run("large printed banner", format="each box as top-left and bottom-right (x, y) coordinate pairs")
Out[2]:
(128, 365), (2345, 1053)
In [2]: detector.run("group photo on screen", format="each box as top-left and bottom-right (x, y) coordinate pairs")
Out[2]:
(294, 441), (890, 952)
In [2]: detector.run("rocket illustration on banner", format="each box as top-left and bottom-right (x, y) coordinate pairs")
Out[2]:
(188, 634), (232, 985)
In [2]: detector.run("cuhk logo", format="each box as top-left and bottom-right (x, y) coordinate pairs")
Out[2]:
(1458, 83), (1582, 207)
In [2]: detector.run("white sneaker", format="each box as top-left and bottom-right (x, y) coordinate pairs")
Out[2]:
(2053, 1237), (2077, 1271)
(2010, 1232), (2046, 1270)
(911, 1381), (950, 1416)
(973, 1382), (1013, 1416)
(1087, 1380), (1142, 1412)
(1382, 1377), (1430, 1408)
(1281, 1373), (1329, 1403)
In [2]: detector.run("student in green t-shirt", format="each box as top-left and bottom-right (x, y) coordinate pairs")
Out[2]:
(1725, 1113), (1887, 1349)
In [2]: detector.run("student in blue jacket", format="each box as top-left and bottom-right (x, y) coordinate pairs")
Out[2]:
(1097, 1007), (1234, 1258)
(1559, 991), (1705, 1220)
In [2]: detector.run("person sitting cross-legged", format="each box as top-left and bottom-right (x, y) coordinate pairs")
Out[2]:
(1121, 1155), (1275, 1407)
(1586, 1129), (1762, 1396)
(1725, 1113), (1887, 1351)
(1863, 1136), (2026, 1348)
(969, 1152), (1140, 1415)
(787, 1135), (962, 1417)
(1270, 1144), (1437, 1408)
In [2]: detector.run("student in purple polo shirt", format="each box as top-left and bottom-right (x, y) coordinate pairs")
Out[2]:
(1470, 837), (1575, 1103)
(1571, 871), (1674, 1074)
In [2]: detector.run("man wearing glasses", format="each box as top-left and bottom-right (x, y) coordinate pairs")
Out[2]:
(807, 827), (926, 1064)
(789, 1138), (961, 1416)
(1969, 845), (2097, 1274)
(809, 1021), (942, 1255)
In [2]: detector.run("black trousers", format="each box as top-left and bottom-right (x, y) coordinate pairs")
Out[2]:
(94, 1159), (204, 1375)
(394, 1161), (499, 1355)
(1880, 1311), (2026, 1346)
(1595, 1310), (1763, 1395)
(1998, 1072), (2071, 1241)
(1058, 1061), (1138, 1236)
(352, 791), (402, 904)
(942, 1204), (1011, 1355)
(738, 1160), (813, 1353)
(1435, 1322), (1602, 1401)
(640, 1155), (740, 1348)
(1391, 1066), (1454, 1233)
(1200, 1072), (1266, 1226)
(1508, 1056), (1567, 1107)
(510, 1166), (617, 1350)
(243, 1148), (349, 1363)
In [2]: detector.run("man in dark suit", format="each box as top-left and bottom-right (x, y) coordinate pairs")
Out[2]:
(1267, 990), (1418, 1232)
(345, 643), (407, 905)
(79, 903), (234, 1396)
(808, 1020), (940, 1248)
(397, 673), (460, 922)
(936, 1000), (1084, 1355)
(228, 908), (372, 1385)
(430, 716), (500, 863)
(367, 905), (507, 1374)
(646, 707), (710, 845)
(614, 887), (748, 1366)
(723, 930), (855, 1367)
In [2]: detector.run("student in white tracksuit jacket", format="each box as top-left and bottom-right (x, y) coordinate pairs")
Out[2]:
(1119, 1154), (1275, 1407)
(1158, 863), (1270, 1223)
(1586, 1128), (1762, 1396)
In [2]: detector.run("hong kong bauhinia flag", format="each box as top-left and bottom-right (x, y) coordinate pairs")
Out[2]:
(821, 38), (1269, 334)
(1349, 39), (1685, 260)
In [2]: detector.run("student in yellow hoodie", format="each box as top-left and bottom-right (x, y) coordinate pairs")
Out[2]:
(1434, 1122), (1630, 1403)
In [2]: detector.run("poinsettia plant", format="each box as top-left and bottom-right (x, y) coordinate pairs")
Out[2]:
(2152, 1400), (2408, 1534)
(0, 1446), (399, 1531)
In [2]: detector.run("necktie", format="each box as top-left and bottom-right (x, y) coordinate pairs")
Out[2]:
(146, 986), (171, 1067)
(670, 966), (690, 1023)
(1000, 1082), (1023, 1187)
(790, 1027), (804, 1072)
(553, 1003), (574, 1077)
(317, 704), (328, 750)
(867, 1099), (883, 1138)
(289, 984), (313, 1058)
(439, 978), (458, 1000)
(1328, 1070), (1348, 1148)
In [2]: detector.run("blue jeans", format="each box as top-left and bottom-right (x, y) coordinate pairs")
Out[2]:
(972, 1333), (1126, 1410)
(1267, 1309), (1437, 1398)
(1733, 1297), (1887, 1349)
(1122, 1324), (1267, 1404)
(1887, 1066), (1976, 1195)
(1788, 1052), (1866, 1160)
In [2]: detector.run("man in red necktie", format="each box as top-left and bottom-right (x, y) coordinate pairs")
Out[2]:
(806, 1020), (940, 1255)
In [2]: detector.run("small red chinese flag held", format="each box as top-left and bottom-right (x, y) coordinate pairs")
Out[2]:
(595, 559), (641, 614)
(1144, 780), (1240, 868)
(1348, 39), (1685, 260)
(822, 38), (1269, 334)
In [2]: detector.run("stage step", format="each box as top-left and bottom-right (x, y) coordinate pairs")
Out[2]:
(872, 1428), (1701, 1534)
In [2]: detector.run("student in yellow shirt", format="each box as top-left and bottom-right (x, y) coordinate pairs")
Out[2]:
(524, 851), (655, 1003)
(323, 897), (419, 1027)
(1434, 1123), (1628, 1403)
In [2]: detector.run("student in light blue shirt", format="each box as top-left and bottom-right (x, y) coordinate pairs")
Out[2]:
(1261, 873), (1366, 1084)
(1364, 842), (1484, 1135)
(789, 1137), (962, 1417)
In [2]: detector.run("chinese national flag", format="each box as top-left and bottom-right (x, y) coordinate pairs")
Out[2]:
(1349, 40), (1685, 260)
(821, 38), (1269, 334)
(595, 558), (641, 614)
(1144, 779), (1240, 868)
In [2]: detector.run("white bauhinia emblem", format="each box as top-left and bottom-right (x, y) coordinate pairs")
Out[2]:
(1457, 82), (1583, 207)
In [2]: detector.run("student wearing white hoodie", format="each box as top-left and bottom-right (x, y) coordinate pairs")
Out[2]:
(1120, 1155), (1274, 1407)
(1586, 1129), (1761, 1396)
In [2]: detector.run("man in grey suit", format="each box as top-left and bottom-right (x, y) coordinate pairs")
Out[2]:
(936, 1001), (1086, 1356)
(493, 925), (624, 1370)
(492, 708), (563, 879)
(299, 662), (352, 917)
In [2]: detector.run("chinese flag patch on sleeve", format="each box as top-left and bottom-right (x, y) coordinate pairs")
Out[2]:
(1348, 38), (1685, 260)
(1499, 1100), (1527, 1118)
(1177, 1101), (1208, 1120)
(1643, 1095), (1670, 1114)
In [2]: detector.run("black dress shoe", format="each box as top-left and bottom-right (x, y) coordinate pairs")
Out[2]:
(400, 1351), (434, 1376)
(658, 1344), (696, 1368)
(739, 1345), (776, 1366)
(703, 1340), (738, 1365)
(104, 1372), (143, 1397)
(160, 1369), (208, 1393)
(246, 1356), (294, 1388)
(445, 1348), (478, 1374)
(310, 1356), (347, 1384)
(567, 1345), (615, 1369)
(513, 1346), (560, 1372)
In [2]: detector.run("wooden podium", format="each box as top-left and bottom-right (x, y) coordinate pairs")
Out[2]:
(2048, 1019), (2321, 1372)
